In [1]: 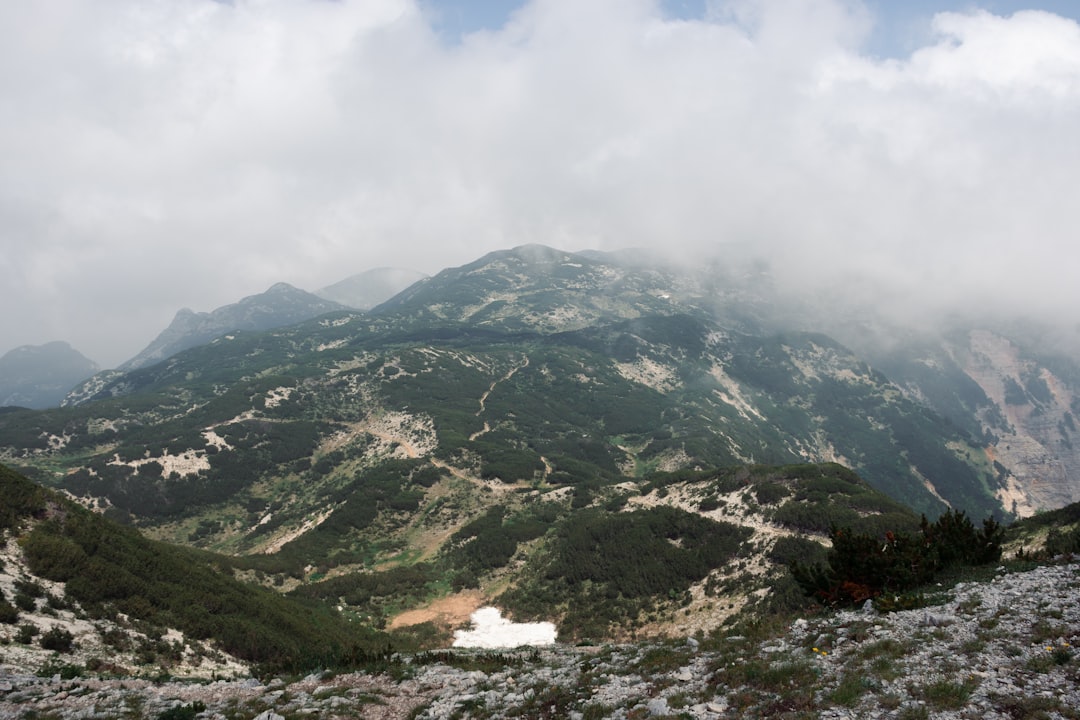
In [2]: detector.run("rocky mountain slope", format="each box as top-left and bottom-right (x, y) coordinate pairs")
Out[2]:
(2, 559), (1076, 719)
(118, 283), (346, 371)
(2, 244), (1080, 649)
(0, 465), (391, 681)
(0, 342), (99, 409)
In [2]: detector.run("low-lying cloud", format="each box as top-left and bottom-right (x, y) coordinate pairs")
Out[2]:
(2, 0), (1078, 366)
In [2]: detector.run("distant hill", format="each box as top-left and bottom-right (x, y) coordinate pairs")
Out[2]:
(316, 267), (427, 310)
(0, 341), (99, 409)
(120, 283), (346, 370)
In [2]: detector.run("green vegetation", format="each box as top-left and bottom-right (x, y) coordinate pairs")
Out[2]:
(792, 509), (1004, 605)
(503, 506), (750, 639)
(2, 464), (390, 674)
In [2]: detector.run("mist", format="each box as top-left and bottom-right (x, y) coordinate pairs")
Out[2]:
(2, 0), (1079, 367)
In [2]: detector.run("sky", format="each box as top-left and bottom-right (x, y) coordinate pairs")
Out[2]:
(2, 0), (1080, 368)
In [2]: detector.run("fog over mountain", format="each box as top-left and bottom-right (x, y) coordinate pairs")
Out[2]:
(2, 0), (1079, 367)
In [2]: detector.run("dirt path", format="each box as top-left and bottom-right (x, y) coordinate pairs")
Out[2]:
(470, 356), (530, 441)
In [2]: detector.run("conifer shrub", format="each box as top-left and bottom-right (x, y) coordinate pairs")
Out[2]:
(0, 598), (18, 624)
(39, 625), (75, 653)
(792, 509), (1004, 605)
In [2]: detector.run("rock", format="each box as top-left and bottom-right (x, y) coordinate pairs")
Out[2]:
(253, 711), (285, 720)
(646, 697), (670, 716)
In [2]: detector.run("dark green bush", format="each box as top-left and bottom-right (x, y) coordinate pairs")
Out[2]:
(793, 509), (1004, 606)
(39, 626), (75, 653)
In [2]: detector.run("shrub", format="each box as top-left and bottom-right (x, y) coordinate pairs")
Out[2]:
(0, 600), (18, 624)
(39, 625), (75, 653)
(792, 510), (1003, 606)
(15, 623), (39, 644)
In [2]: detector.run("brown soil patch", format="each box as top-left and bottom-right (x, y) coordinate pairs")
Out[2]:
(388, 590), (486, 631)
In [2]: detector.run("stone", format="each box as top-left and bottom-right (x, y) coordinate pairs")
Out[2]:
(646, 697), (670, 716)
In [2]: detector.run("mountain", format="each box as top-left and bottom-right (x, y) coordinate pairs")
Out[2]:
(3, 243), (1080, 645)
(120, 282), (347, 371)
(0, 341), (99, 409)
(316, 267), (428, 310)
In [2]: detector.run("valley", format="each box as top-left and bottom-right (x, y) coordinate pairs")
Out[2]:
(0, 245), (1078, 717)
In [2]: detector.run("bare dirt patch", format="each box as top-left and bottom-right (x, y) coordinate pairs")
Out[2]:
(387, 590), (486, 631)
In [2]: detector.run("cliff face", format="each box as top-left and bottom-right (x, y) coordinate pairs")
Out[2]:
(956, 329), (1080, 515)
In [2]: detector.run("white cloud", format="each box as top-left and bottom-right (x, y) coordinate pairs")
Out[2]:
(1, 0), (1078, 366)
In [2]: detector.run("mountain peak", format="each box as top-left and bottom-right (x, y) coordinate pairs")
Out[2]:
(120, 284), (347, 370)
(265, 281), (299, 293)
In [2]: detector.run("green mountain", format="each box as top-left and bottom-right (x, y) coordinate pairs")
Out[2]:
(1, 243), (1077, 642)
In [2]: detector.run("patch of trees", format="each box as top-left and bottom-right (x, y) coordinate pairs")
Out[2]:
(791, 510), (1004, 606)
(502, 506), (750, 639)
(290, 563), (440, 625)
(242, 459), (435, 575)
(444, 505), (557, 589)
(1, 464), (388, 673)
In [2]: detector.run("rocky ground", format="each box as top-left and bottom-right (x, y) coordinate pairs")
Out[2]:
(1, 561), (1077, 719)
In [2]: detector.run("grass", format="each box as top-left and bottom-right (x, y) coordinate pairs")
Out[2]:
(829, 671), (876, 706)
(913, 677), (980, 710)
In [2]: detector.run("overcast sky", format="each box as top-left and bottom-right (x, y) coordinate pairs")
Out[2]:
(3, 0), (1079, 367)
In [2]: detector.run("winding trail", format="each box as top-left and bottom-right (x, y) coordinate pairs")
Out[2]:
(469, 355), (530, 441)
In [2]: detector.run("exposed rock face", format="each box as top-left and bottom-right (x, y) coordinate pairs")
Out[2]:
(958, 330), (1080, 514)
(2, 562), (1077, 719)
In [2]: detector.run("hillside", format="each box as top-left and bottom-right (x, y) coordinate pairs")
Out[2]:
(0, 464), (389, 677)
(2, 244), (1080, 646)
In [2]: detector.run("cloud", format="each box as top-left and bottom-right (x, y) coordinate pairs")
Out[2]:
(1, 0), (1078, 366)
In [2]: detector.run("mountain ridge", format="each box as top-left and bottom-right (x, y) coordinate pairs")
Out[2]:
(119, 282), (348, 371)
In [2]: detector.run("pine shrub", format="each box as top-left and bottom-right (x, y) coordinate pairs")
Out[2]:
(792, 509), (1004, 605)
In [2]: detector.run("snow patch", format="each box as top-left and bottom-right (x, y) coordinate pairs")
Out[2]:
(452, 607), (557, 649)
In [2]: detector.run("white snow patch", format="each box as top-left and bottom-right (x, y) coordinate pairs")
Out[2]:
(452, 607), (557, 649)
